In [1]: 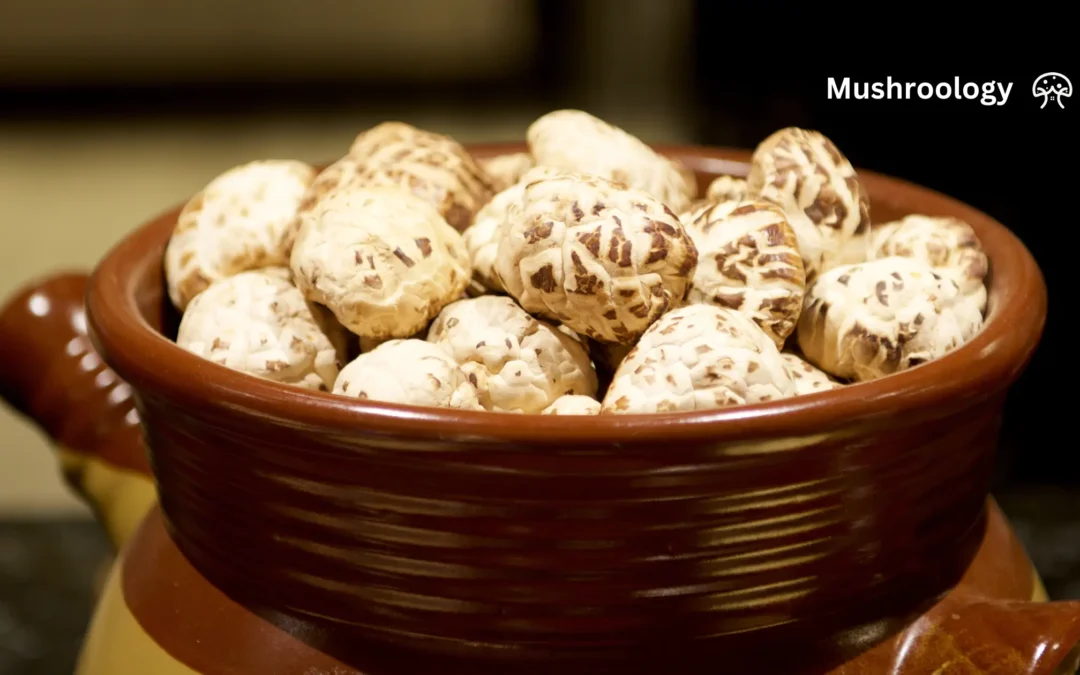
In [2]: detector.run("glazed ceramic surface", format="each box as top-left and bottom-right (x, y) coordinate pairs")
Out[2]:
(2, 144), (1078, 674)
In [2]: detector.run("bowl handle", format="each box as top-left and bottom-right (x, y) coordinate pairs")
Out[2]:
(0, 271), (156, 549)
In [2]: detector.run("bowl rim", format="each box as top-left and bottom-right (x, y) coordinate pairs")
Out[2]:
(85, 142), (1047, 444)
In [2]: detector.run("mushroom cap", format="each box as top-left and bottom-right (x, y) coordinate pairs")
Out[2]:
(683, 199), (806, 348)
(426, 295), (598, 413)
(526, 109), (697, 212)
(870, 214), (989, 312)
(164, 159), (316, 311)
(462, 166), (566, 294)
(175, 267), (344, 390)
(345, 122), (495, 230)
(541, 395), (602, 415)
(494, 173), (698, 344)
(478, 152), (536, 193)
(601, 303), (795, 414)
(797, 256), (985, 382)
(746, 127), (871, 278)
(705, 175), (748, 203)
(333, 339), (482, 410)
(290, 186), (471, 340)
(780, 352), (842, 396)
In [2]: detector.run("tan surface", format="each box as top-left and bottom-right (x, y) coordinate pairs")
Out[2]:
(0, 110), (691, 514)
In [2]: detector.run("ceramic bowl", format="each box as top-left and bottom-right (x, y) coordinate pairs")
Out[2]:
(79, 143), (1046, 664)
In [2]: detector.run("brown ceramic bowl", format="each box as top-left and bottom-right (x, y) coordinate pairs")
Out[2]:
(83, 143), (1045, 667)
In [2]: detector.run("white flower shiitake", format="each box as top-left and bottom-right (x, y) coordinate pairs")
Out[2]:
(747, 127), (871, 280)
(333, 339), (482, 409)
(527, 109), (697, 212)
(682, 199), (806, 349)
(290, 187), (471, 340)
(494, 173), (698, 344)
(175, 267), (344, 390)
(797, 256), (985, 381)
(870, 214), (989, 312)
(426, 296), (597, 413)
(164, 160), (316, 311)
(602, 303), (795, 413)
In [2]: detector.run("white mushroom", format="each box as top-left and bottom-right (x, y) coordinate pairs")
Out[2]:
(705, 175), (748, 203)
(164, 160), (316, 311)
(601, 304), (795, 413)
(462, 166), (566, 294)
(346, 121), (495, 231)
(333, 339), (482, 410)
(290, 187), (471, 340)
(780, 352), (842, 396)
(682, 199), (806, 349)
(870, 214), (989, 312)
(746, 128), (871, 280)
(797, 256), (985, 382)
(527, 109), (697, 212)
(478, 152), (536, 192)
(426, 296), (597, 413)
(494, 173), (698, 344)
(541, 395), (602, 415)
(175, 267), (344, 390)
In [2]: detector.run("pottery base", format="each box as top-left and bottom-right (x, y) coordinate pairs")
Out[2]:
(75, 500), (1080, 675)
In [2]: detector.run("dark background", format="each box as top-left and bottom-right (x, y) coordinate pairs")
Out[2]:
(0, 2), (1076, 673)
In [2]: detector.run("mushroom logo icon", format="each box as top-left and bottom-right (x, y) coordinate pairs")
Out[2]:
(1032, 72), (1071, 109)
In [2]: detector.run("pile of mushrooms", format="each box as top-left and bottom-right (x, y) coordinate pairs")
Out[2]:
(163, 111), (989, 414)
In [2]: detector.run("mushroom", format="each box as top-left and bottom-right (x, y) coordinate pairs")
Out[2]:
(462, 166), (566, 295)
(705, 175), (748, 203)
(478, 152), (536, 192)
(541, 395), (602, 415)
(527, 109), (697, 212)
(746, 128), (871, 280)
(601, 304), (795, 414)
(797, 256), (985, 382)
(426, 296), (598, 413)
(870, 214), (989, 312)
(290, 186), (471, 340)
(1032, 72), (1072, 109)
(682, 199), (806, 349)
(175, 267), (345, 391)
(164, 159), (316, 312)
(346, 121), (495, 230)
(494, 173), (698, 344)
(780, 352), (842, 396)
(333, 339), (483, 410)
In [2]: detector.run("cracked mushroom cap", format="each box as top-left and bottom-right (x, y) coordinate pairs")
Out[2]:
(494, 173), (698, 344)
(426, 296), (597, 413)
(870, 214), (989, 312)
(164, 160), (316, 312)
(478, 152), (536, 192)
(705, 175), (748, 203)
(541, 395), (602, 415)
(290, 186), (471, 340)
(175, 267), (344, 390)
(345, 122), (495, 231)
(462, 166), (567, 294)
(333, 339), (482, 410)
(683, 199), (806, 349)
(527, 109), (697, 212)
(780, 352), (842, 396)
(601, 303), (795, 413)
(797, 256), (985, 382)
(746, 128), (871, 279)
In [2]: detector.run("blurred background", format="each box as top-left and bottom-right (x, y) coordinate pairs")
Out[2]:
(0, 2), (1075, 672)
